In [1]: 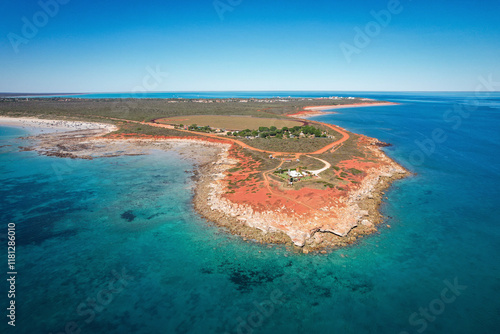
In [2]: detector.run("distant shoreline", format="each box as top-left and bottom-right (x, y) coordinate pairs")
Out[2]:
(0, 93), (85, 98)
(288, 102), (400, 118)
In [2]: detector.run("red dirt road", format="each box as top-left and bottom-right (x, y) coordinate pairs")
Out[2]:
(103, 116), (350, 157)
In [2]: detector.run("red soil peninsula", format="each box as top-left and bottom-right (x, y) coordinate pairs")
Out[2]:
(13, 100), (408, 252)
(193, 134), (408, 251)
(97, 109), (408, 251)
(288, 102), (400, 118)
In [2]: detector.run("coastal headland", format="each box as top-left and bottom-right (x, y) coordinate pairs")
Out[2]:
(0, 97), (409, 253)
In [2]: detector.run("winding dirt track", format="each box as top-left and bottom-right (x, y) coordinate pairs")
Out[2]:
(305, 155), (332, 175)
(262, 160), (318, 212)
(104, 114), (350, 157)
(146, 118), (349, 156)
(102, 115), (352, 216)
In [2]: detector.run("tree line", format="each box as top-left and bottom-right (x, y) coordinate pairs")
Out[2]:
(228, 125), (327, 139)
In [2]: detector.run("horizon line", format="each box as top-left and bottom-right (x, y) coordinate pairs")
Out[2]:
(2, 90), (500, 95)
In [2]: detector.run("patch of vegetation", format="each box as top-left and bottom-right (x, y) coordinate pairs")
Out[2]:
(349, 168), (363, 175)
(108, 122), (203, 138)
(319, 133), (364, 167)
(242, 150), (282, 178)
(315, 181), (335, 188)
(230, 125), (328, 139)
(159, 115), (301, 132)
(188, 124), (215, 133)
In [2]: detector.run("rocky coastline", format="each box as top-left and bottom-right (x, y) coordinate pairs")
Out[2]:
(191, 140), (409, 253)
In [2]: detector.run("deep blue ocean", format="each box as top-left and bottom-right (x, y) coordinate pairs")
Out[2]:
(1, 92), (499, 334)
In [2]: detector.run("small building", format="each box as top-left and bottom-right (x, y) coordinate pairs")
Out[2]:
(288, 170), (303, 178)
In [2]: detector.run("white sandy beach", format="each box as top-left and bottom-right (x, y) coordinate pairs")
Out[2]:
(0, 116), (117, 135)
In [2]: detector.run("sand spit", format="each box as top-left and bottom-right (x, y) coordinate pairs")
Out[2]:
(288, 102), (400, 119)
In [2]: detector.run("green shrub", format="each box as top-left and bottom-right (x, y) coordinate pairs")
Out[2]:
(349, 168), (363, 175)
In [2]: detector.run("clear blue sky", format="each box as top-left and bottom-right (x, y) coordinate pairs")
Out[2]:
(1, 0), (499, 92)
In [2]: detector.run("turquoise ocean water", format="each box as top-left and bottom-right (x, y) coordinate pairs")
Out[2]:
(1, 92), (499, 333)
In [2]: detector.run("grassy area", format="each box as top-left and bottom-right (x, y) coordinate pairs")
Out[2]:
(106, 121), (206, 138)
(239, 137), (334, 153)
(319, 133), (364, 166)
(240, 149), (282, 180)
(156, 115), (303, 131)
